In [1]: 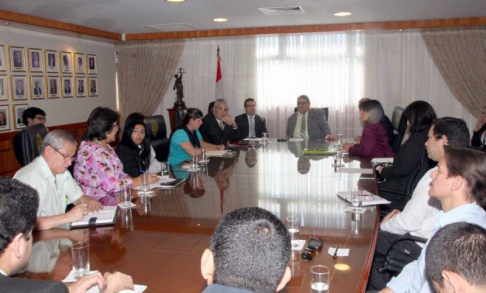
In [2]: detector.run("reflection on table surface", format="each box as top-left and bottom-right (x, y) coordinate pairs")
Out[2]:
(28, 138), (378, 293)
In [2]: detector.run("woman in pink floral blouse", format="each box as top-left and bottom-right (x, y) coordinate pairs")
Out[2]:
(74, 107), (156, 205)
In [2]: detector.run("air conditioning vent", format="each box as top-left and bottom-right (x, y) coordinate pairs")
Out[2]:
(142, 23), (198, 32)
(259, 6), (305, 15)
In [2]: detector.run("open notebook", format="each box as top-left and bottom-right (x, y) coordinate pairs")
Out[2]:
(71, 206), (118, 228)
(337, 191), (391, 206)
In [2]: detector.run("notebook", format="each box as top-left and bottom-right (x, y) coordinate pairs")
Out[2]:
(337, 191), (391, 206)
(71, 206), (117, 228)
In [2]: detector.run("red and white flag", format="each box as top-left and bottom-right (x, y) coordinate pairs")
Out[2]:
(215, 46), (224, 100)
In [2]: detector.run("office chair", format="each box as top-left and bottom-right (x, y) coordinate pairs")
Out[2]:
(293, 107), (329, 121)
(145, 115), (169, 162)
(13, 124), (49, 166)
(391, 107), (407, 153)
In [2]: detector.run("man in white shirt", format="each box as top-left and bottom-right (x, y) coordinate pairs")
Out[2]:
(368, 117), (471, 290)
(14, 129), (102, 230)
(379, 146), (486, 293)
(235, 98), (268, 140)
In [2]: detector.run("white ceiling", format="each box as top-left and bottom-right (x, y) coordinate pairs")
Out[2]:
(1, 0), (486, 34)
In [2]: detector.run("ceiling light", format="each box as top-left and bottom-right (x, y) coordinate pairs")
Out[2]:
(166, 0), (186, 2)
(213, 18), (228, 22)
(334, 12), (352, 17)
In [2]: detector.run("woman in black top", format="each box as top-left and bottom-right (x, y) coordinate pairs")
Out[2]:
(472, 106), (486, 149)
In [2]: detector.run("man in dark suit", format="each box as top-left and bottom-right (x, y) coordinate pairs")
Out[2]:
(0, 177), (134, 293)
(235, 98), (268, 140)
(15, 80), (24, 96)
(286, 95), (334, 139)
(64, 80), (71, 94)
(33, 81), (42, 96)
(200, 99), (239, 146)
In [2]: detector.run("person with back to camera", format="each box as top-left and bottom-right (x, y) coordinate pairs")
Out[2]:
(343, 99), (394, 159)
(74, 107), (157, 206)
(471, 105), (486, 149)
(169, 108), (224, 165)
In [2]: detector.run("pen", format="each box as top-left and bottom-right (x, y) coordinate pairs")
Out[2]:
(333, 247), (339, 258)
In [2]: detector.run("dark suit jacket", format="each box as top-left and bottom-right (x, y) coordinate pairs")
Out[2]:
(235, 114), (267, 140)
(0, 274), (68, 293)
(286, 108), (331, 139)
(200, 112), (239, 145)
(34, 88), (42, 95)
(472, 125), (486, 148)
(16, 89), (24, 95)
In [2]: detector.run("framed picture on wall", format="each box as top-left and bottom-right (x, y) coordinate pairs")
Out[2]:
(45, 50), (59, 73)
(76, 77), (87, 97)
(61, 51), (72, 73)
(62, 76), (73, 98)
(10, 46), (26, 72)
(75, 53), (86, 74)
(47, 76), (60, 99)
(87, 54), (97, 74)
(0, 75), (8, 101)
(13, 104), (28, 129)
(12, 75), (28, 100)
(0, 105), (10, 132)
(0, 45), (7, 71)
(88, 77), (98, 97)
(28, 48), (44, 73)
(30, 76), (46, 100)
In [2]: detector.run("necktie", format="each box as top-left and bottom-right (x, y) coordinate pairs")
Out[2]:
(219, 120), (224, 131)
(300, 114), (306, 138)
(249, 116), (256, 137)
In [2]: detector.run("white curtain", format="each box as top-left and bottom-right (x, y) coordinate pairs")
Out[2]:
(363, 30), (476, 133)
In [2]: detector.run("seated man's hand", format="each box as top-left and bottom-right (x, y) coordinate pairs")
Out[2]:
(68, 272), (105, 293)
(325, 135), (337, 141)
(148, 173), (159, 184)
(67, 204), (89, 222)
(382, 209), (401, 223)
(104, 271), (134, 293)
(87, 199), (102, 213)
(343, 142), (353, 152)
(354, 135), (361, 143)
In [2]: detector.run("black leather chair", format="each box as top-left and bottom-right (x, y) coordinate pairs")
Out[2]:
(145, 115), (169, 162)
(391, 107), (407, 153)
(293, 107), (329, 121)
(13, 124), (49, 166)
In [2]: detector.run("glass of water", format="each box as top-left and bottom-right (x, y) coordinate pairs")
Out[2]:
(202, 148), (208, 161)
(262, 132), (268, 144)
(191, 154), (198, 171)
(310, 265), (330, 293)
(286, 216), (300, 239)
(351, 188), (362, 211)
(337, 133), (343, 144)
(72, 242), (90, 279)
(141, 173), (150, 194)
(161, 161), (169, 178)
(120, 185), (132, 208)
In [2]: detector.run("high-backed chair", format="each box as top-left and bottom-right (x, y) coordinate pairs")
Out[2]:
(391, 107), (407, 153)
(145, 115), (169, 162)
(293, 107), (329, 121)
(13, 124), (49, 166)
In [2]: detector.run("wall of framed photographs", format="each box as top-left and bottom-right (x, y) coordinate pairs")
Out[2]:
(0, 26), (116, 133)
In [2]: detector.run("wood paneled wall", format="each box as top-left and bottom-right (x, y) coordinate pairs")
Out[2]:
(0, 122), (87, 178)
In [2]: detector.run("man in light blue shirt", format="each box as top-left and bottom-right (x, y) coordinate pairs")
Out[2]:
(379, 146), (486, 293)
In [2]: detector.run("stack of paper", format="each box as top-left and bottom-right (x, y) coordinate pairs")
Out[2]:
(337, 191), (391, 206)
(206, 150), (228, 157)
(71, 206), (117, 228)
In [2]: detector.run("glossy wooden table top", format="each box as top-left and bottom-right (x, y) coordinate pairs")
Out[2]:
(26, 138), (378, 293)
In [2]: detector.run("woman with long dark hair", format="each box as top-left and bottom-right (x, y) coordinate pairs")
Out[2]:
(168, 108), (222, 165)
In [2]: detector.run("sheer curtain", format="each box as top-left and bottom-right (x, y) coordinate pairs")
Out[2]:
(363, 30), (476, 132)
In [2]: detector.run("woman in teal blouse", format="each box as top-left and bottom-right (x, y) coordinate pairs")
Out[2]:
(168, 108), (223, 165)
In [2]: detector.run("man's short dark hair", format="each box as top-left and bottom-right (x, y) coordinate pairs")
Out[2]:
(426, 222), (486, 288)
(210, 207), (291, 293)
(244, 98), (256, 108)
(444, 147), (486, 209)
(0, 177), (39, 255)
(432, 117), (470, 147)
(22, 107), (46, 125)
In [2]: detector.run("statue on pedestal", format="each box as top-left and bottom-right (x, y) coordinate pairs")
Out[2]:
(173, 68), (186, 110)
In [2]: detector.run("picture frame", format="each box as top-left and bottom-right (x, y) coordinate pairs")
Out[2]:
(45, 50), (59, 73)
(28, 48), (44, 73)
(76, 77), (87, 97)
(30, 76), (46, 100)
(87, 54), (97, 74)
(0, 75), (8, 101)
(47, 76), (60, 99)
(0, 45), (7, 71)
(61, 51), (72, 73)
(0, 105), (10, 132)
(62, 76), (74, 98)
(10, 46), (26, 72)
(88, 77), (98, 97)
(75, 53), (86, 74)
(13, 104), (28, 129)
(12, 75), (28, 100)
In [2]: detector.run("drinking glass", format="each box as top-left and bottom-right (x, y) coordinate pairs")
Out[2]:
(191, 154), (198, 170)
(141, 173), (150, 194)
(337, 133), (343, 144)
(72, 242), (90, 279)
(202, 148), (208, 161)
(262, 132), (268, 144)
(161, 161), (169, 177)
(120, 185), (132, 208)
(286, 216), (300, 239)
(310, 265), (330, 293)
(351, 188), (362, 211)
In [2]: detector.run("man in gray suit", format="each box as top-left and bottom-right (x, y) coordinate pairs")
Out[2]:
(286, 95), (333, 139)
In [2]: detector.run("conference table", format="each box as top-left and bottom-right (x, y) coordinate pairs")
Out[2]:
(24, 138), (379, 293)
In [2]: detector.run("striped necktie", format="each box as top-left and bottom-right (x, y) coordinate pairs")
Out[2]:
(219, 120), (224, 131)
(249, 116), (256, 137)
(300, 114), (306, 138)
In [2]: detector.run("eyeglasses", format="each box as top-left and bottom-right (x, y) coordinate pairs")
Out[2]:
(216, 107), (229, 112)
(50, 145), (76, 161)
(34, 116), (46, 122)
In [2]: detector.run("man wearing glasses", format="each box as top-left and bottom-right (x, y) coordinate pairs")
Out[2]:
(286, 95), (333, 140)
(22, 107), (47, 127)
(14, 130), (102, 230)
(200, 99), (240, 146)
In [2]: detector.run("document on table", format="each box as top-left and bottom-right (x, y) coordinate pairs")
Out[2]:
(243, 137), (263, 141)
(328, 247), (350, 257)
(337, 191), (391, 206)
(70, 206), (117, 228)
(132, 177), (182, 190)
(288, 138), (305, 142)
(206, 150), (228, 157)
(371, 157), (394, 166)
(87, 285), (147, 293)
(336, 168), (374, 174)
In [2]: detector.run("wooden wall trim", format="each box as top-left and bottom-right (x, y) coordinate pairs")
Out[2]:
(0, 10), (121, 40)
(126, 17), (486, 40)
